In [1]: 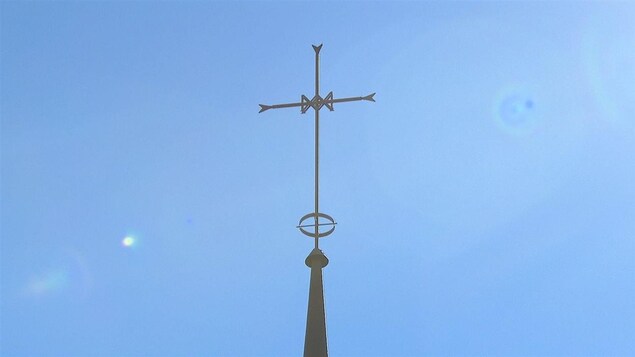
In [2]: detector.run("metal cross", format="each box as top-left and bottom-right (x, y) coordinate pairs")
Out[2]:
(259, 44), (375, 249)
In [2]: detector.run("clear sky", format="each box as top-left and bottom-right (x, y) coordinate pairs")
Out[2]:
(2, 2), (634, 356)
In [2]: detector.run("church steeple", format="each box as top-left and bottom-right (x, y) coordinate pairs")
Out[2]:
(304, 248), (329, 357)
(259, 44), (375, 357)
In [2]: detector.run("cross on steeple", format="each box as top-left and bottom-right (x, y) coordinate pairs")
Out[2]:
(259, 44), (375, 248)
(259, 44), (375, 357)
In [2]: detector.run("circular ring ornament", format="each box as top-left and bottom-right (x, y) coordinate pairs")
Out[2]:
(297, 212), (336, 238)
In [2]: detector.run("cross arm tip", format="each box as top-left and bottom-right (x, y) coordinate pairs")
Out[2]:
(363, 92), (376, 102)
(258, 104), (272, 113)
(312, 44), (323, 53)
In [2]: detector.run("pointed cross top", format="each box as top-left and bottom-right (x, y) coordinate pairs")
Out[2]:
(258, 44), (374, 115)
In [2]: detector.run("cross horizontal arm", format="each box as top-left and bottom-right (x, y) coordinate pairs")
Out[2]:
(259, 93), (375, 113)
(259, 101), (304, 113)
(326, 92), (375, 105)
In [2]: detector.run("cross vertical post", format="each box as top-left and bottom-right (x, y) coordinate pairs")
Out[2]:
(259, 44), (375, 357)
(313, 44), (321, 250)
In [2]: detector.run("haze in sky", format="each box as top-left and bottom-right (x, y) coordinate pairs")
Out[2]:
(2, 2), (634, 356)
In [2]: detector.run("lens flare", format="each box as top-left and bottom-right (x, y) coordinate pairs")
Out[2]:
(21, 248), (92, 300)
(493, 88), (539, 136)
(500, 96), (534, 125)
(122, 236), (136, 247)
(26, 269), (69, 296)
(582, 25), (635, 133)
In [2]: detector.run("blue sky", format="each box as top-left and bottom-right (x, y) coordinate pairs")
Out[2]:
(1, 2), (634, 356)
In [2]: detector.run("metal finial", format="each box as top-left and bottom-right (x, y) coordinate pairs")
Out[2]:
(259, 44), (375, 357)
